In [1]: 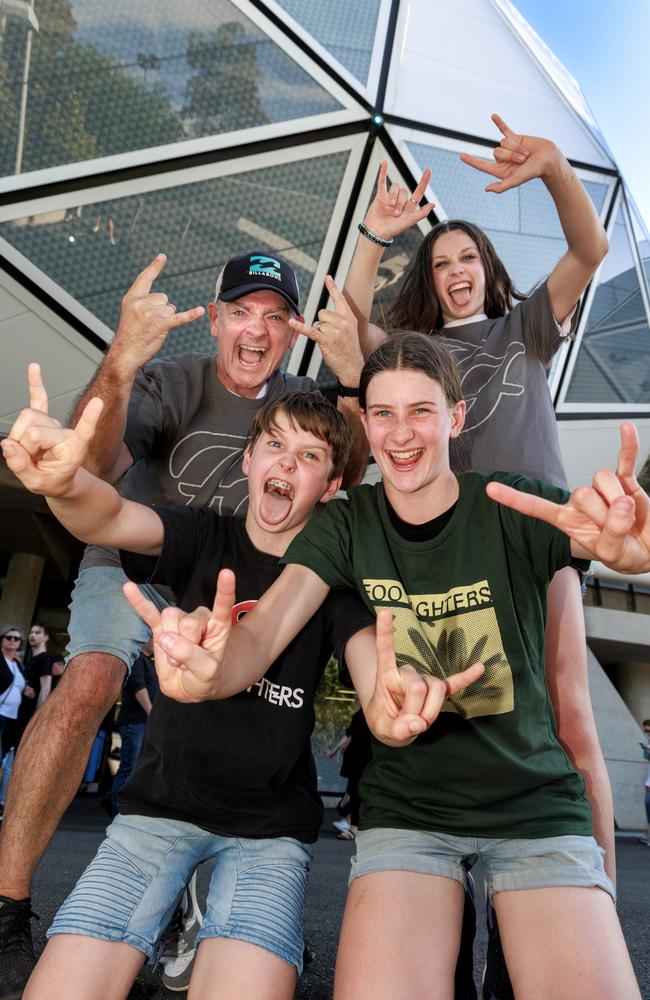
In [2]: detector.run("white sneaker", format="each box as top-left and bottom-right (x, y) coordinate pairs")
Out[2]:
(332, 819), (351, 833)
(157, 871), (203, 992)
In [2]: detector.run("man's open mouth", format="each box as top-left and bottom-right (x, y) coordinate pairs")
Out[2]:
(238, 344), (267, 367)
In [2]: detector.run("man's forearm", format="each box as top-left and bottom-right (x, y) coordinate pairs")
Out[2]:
(68, 349), (137, 481)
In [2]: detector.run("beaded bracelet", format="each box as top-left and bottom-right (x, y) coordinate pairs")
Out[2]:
(357, 222), (394, 247)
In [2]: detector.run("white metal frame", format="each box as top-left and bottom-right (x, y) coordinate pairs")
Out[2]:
(0, 133), (367, 349)
(0, 0), (367, 196)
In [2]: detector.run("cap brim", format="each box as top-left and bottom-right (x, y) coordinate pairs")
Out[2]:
(217, 283), (299, 315)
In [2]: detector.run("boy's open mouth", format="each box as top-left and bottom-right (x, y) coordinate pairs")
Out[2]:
(260, 477), (295, 524)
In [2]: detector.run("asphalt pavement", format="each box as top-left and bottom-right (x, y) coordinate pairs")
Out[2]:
(26, 797), (650, 998)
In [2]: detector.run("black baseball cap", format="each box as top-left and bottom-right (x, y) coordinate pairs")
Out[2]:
(214, 251), (300, 314)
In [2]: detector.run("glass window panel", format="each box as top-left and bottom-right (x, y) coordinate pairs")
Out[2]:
(583, 179), (609, 217)
(274, 0), (381, 84)
(0, 0), (342, 178)
(0, 151), (350, 359)
(407, 141), (608, 294)
(566, 203), (650, 404)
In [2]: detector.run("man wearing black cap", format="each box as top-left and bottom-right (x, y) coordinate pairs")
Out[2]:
(0, 250), (366, 997)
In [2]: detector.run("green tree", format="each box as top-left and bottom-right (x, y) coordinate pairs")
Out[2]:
(0, 0), (184, 175)
(182, 23), (269, 138)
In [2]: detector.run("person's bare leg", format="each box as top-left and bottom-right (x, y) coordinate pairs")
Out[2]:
(495, 886), (641, 1000)
(0, 653), (125, 899)
(23, 935), (144, 1000)
(188, 939), (296, 1000)
(334, 872), (464, 1000)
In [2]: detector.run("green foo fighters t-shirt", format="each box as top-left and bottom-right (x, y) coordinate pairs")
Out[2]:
(284, 472), (592, 839)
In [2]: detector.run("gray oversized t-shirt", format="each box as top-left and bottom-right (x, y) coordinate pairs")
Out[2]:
(435, 280), (575, 488)
(81, 354), (316, 572)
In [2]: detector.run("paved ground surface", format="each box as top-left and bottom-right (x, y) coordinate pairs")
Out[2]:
(26, 797), (650, 998)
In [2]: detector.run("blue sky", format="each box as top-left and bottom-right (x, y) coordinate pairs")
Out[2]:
(514, 0), (650, 231)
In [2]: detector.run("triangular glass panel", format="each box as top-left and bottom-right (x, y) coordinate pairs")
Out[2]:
(0, 150), (351, 361)
(406, 140), (610, 295)
(0, 0), (343, 179)
(566, 201), (650, 404)
(272, 0), (381, 85)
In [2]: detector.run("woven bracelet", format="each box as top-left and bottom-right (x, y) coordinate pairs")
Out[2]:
(357, 223), (394, 247)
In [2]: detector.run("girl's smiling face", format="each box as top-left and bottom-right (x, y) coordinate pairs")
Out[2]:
(431, 229), (487, 325)
(361, 369), (465, 519)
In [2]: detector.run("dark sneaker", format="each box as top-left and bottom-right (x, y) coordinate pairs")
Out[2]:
(157, 872), (203, 992)
(482, 899), (514, 1000)
(0, 896), (38, 1000)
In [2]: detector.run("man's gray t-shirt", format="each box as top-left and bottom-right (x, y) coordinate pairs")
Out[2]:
(435, 281), (575, 488)
(81, 354), (316, 572)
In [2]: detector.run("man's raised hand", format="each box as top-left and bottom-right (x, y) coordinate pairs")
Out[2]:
(114, 253), (205, 369)
(485, 422), (650, 575)
(361, 161), (435, 242)
(123, 569), (237, 703)
(365, 610), (485, 745)
(289, 275), (364, 387)
(1, 363), (103, 497)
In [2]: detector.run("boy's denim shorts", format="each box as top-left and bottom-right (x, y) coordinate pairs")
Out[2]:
(351, 828), (615, 903)
(48, 814), (313, 973)
(66, 566), (169, 673)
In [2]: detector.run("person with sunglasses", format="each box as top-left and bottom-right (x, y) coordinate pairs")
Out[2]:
(0, 630), (26, 762)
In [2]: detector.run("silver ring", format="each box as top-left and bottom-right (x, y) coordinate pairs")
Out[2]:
(313, 321), (322, 332)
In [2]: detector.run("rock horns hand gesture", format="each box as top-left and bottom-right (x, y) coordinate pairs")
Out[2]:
(1, 363), (103, 497)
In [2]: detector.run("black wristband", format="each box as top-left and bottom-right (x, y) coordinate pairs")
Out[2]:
(357, 223), (394, 247)
(337, 380), (360, 398)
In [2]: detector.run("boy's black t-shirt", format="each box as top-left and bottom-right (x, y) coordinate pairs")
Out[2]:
(119, 506), (373, 842)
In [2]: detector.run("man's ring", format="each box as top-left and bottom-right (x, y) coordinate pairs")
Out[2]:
(314, 321), (322, 332)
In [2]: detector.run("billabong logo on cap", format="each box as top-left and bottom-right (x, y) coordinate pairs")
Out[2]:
(248, 255), (282, 281)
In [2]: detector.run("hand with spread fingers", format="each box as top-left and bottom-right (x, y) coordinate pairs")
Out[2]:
(289, 275), (364, 388)
(365, 609), (485, 746)
(123, 569), (237, 703)
(114, 253), (205, 370)
(460, 113), (563, 194)
(362, 160), (435, 242)
(486, 422), (650, 575)
(1, 363), (103, 497)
